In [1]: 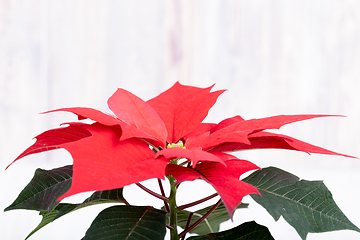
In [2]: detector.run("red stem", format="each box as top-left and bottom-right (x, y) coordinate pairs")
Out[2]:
(181, 212), (194, 240)
(158, 179), (170, 213)
(123, 199), (130, 205)
(179, 199), (222, 239)
(177, 193), (218, 210)
(166, 224), (174, 230)
(136, 183), (169, 201)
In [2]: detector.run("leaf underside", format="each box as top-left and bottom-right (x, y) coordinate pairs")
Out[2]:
(243, 167), (360, 239)
(5, 165), (73, 212)
(82, 205), (166, 240)
(186, 221), (274, 240)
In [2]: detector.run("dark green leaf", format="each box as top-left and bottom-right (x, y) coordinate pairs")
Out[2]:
(243, 167), (360, 239)
(176, 202), (248, 235)
(5, 165), (73, 212)
(82, 205), (166, 240)
(25, 188), (126, 239)
(186, 221), (274, 240)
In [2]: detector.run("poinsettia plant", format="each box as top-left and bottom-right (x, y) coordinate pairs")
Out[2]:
(4, 82), (359, 240)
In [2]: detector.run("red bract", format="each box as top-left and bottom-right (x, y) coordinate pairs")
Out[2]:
(166, 159), (260, 218)
(58, 123), (169, 201)
(5, 123), (92, 169)
(108, 88), (168, 146)
(147, 82), (225, 143)
(155, 147), (225, 167)
(7, 81), (353, 216)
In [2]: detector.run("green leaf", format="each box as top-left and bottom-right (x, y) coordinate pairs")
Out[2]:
(176, 202), (248, 235)
(186, 221), (274, 240)
(26, 209), (60, 240)
(243, 167), (360, 239)
(5, 165), (127, 239)
(25, 188), (126, 239)
(5, 165), (73, 212)
(82, 205), (167, 240)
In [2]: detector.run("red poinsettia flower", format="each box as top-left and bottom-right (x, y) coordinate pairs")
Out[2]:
(6, 82), (353, 217)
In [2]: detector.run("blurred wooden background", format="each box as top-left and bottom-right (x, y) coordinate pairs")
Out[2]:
(1, 1), (360, 239)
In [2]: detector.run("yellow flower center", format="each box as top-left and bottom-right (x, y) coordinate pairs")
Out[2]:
(167, 140), (185, 149)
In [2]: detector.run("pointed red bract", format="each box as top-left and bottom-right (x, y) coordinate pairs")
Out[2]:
(201, 114), (341, 150)
(184, 131), (210, 149)
(210, 152), (241, 161)
(183, 123), (216, 141)
(156, 147), (225, 167)
(147, 82), (225, 143)
(6, 123), (92, 169)
(166, 160), (260, 217)
(44, 107), (166, 145)
(211, 131), (355, 158)
(208, 131), (356, 158)
(58, 123), (169, 200)
(44, 107), (120, 126)
(210, 115), (245, 133)
(108, 88), (167, 145)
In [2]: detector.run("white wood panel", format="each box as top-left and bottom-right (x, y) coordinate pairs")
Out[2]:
(1, 1), (359, 239)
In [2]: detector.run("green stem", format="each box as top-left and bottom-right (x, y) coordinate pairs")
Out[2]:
(168, 176), (179, 240)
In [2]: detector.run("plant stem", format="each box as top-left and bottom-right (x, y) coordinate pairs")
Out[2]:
(158, 179), (170, 213)
(168, 176), (179, 240)
(181, 212), (194, 240)
(179, 199), (222, 239)
(135, 183), (169, 201)
(177, 193), (218, 210)
(166, 224), (174, 230)
(123, 199), (130, 205)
